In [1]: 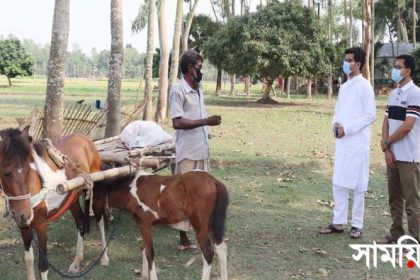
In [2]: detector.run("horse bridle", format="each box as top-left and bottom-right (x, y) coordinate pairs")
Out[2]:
(0, 178), (32, 217)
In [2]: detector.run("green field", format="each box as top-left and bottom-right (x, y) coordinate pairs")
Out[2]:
(1, 77), (418, 279)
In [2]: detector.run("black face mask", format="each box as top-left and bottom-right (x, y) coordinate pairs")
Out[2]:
(194, 69), (203, 83)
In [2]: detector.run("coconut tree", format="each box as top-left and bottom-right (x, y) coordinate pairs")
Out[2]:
(327, 0), (333, 100)
(43, 0), (70, 140)
(105, 0), (123, 137)
(143, 0), (156, 120)
(363, 0), (372, 83)
(413, 0), (417, 48)
(169, 0), (183, 89)
(155, 0), (169, 123)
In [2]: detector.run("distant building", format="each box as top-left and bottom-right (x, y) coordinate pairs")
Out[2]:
(375, 42), (414, 84)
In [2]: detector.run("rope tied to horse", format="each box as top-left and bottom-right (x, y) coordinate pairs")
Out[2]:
(0, 179), (32, 218)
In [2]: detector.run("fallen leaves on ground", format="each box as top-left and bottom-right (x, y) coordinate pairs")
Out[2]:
(184, 256), (196, 267)
(313, 247), (329, 258)
(317, 199), (334, 208)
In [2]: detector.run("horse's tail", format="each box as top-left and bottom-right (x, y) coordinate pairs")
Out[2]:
(209, 178), (229, 244)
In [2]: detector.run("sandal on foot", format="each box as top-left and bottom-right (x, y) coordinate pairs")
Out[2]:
(350, 227), (363, 239)
(319, 224), (344, 234)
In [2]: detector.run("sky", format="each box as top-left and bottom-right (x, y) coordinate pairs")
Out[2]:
(0, 1), (258, 55)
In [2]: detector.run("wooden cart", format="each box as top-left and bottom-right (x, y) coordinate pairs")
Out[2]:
(56, 135), (175, 194)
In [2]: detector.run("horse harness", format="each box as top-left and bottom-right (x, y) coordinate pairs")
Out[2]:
(0, 138), (94, 219)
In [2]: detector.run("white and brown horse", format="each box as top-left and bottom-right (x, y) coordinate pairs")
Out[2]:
(0, 126), (104, 280)
(93, 170), (229, 280)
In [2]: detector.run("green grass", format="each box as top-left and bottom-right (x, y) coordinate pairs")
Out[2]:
(0, 77), (417, 279)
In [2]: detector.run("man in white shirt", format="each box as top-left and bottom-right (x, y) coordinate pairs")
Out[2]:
(169, 50), (221, 249)
(378, 54), (420, 244)
(320, 47), (376, 239)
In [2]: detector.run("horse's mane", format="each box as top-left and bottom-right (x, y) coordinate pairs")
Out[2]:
(0, 128), (46, 161)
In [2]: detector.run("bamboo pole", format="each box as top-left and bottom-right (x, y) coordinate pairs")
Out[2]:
(56, 157), (164, 194)
(94, 135), (121, 145)
(127, 141), (175, 157)
(57, 165), (136, 193)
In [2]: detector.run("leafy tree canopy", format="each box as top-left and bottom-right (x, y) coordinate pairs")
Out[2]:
(0, 38), (34, 85)
(205, 0), (335, 87)
(189, 15), (221, 53)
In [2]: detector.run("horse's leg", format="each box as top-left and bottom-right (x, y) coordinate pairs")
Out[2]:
(97, 215), (110, 266)
(20, 227), (36, 280)
(214, 241), (228, 280)
(92, 189), (110, 266)
(179, 231), (194, 248)
(141, 247), (149, 280)
(35, 224), (49, 280)
(68, 202), (85, 273)
(138, 219), (157, 280)
(189, 217), (214, 280)
(189, 213), (217, 280)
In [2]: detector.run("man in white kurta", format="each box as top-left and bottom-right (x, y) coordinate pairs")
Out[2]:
(320, 47), (376, 238)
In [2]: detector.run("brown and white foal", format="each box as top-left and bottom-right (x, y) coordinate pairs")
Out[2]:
(93, 170), (229, 280)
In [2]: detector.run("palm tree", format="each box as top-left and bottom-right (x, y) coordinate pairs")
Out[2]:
(363, 0), (372, 83)
(105, 0), (123, 137)
(155, 0), (169, 123)
(327, 0), (333, 100)
(349, 0), (353, 47)
(169, 0), (183, 89)
(43, 0), (70, 140)
(413, 0), (417, 48)
(143, 0), (156, 120)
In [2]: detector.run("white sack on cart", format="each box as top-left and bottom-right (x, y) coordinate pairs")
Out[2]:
(120, 120), (173, 149)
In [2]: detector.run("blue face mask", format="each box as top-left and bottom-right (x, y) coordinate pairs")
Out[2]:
(391, 68), (403, 83)
(342, 61), (351, 76)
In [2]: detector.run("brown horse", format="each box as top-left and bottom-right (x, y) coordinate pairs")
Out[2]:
(93, 170), (229, 280)
(0, 126), (103, 280)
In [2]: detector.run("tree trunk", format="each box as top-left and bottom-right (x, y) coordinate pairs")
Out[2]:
(43, 0), (70, 140)
(245, 76), (251, 96)
(306, 79), (312, 99)
(181, 0), (200, 53)
(295, 76), (300, 94)
(314, 78), (318, 95)
(370, 0), (375, 86)
(256, 77), (279, 104)
(287, 76), (291, 99)
(7, 76), (11, 86)
(327, 0), (333, 100)
(397, 1), (401, 54)
(169, 0), (183, 92)
(143, 0), (155, 120)
(230, 74), (235, 95)
(105, 0), (123, 137)
(349, 0), (353, 47)
(414, 0), (417, 48)
(216, 67), (222, 96)
(363, 0), (372, 83)
(155, 0), (169, 123)
(344, 0), (348, 46)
